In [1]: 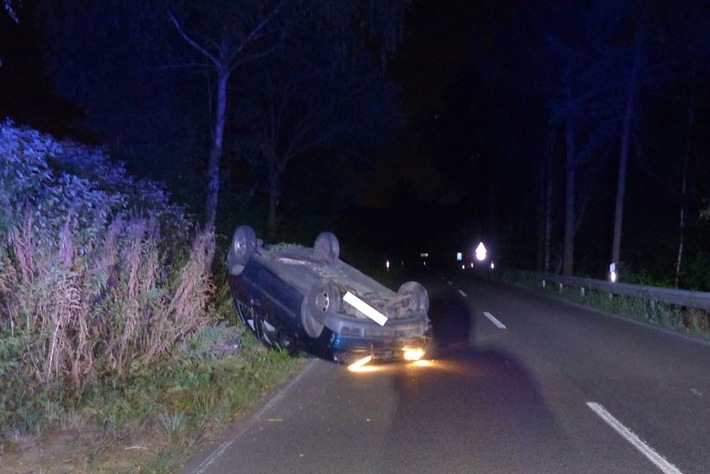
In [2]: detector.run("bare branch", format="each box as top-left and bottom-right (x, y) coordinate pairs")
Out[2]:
(230, 0), (289, 71)
(167, 9), (220, 68)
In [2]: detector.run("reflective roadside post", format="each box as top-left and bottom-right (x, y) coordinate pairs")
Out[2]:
(609, 263), (617, 282)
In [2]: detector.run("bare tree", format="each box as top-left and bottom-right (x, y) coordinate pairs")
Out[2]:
(235, 30), (399, 236)
(610, 17), (646, 274)
(167, 0), (290, 232)
(3, 0), (18, 22)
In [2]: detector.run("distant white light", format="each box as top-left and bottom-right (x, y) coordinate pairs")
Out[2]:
(475, 242), (487, 261)
(385, 259), (390, 270)
(456, 252), (463, 261)
(490, 261), (495, 269)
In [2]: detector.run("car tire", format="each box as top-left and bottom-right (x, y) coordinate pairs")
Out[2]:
(398, 281), (429, 313)
(301, 280), (341, 338)
(236, 301), (257, 335)
(314, 232), (340, 263)
(227, 225), (257, 274)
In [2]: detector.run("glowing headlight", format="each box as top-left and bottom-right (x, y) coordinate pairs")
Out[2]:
(402, 347), (425, 361)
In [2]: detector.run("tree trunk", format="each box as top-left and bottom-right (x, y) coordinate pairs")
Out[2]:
(562, 65), (576, 276)
(562, 115), (575, 276)
(267, 168), (281, 239)
(675, 104), (695, 287)
(545, 129), (556, 273)
(535, 156), (545, 272)
(537, 129), (556, 273)
(610, 22), (644, 272)
(205, 69), (230, 232)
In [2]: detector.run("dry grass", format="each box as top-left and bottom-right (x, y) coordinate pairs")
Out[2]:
(1, 207), (215, 420)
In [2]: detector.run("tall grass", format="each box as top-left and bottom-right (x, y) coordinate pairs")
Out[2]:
(0, 121), (213, 431)
(0, 121), (307, 472)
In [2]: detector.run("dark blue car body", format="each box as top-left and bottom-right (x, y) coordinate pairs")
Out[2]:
(226, 226), (431, 365)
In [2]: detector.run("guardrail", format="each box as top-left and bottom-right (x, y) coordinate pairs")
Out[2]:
(509, 270), (710, 312)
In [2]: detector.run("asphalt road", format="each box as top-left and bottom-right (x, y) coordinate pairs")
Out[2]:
(179, 273), (710, 474)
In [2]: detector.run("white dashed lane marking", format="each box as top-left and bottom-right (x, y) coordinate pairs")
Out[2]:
(483, 311), (506, 329)
(587, 402), (683, 474)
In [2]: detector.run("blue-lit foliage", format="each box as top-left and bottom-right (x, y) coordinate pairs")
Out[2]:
(0, 120), (190, 248)
(0, 121), (214, 415)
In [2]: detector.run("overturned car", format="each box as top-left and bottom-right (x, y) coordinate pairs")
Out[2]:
(226, 225), (432, 365)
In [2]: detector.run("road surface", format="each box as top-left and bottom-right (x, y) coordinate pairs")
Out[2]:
(180, 273), (710, 473)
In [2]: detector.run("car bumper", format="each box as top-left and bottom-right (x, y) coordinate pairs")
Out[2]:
(322, 312), (431, 364)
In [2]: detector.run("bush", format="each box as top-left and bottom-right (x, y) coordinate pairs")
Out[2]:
(0, 121), (214, 432)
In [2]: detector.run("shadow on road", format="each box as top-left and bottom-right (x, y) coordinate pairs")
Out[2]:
(383, 283), (570, 473)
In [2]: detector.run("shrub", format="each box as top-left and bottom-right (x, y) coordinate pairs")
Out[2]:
(0, 121), (214, 431)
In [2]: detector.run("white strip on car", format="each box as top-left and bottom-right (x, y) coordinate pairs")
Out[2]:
(344, 292), (388, 326)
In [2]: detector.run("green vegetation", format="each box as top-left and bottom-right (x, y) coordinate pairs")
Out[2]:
(507, 274), (710, 338)
(0, 122), (305, 472)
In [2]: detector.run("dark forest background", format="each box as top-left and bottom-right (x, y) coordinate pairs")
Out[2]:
(1, 0), (709, 289)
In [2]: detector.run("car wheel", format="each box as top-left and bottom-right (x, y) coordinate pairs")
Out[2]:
(236, 301), (257, 335)
(257, 317), (279, 348)
(278, 333), (300, 356)
(314, 232), (340, 263)
(398, 281), (429, 313)
(227, 225), (257, 274)
(301, 280), (341, 338)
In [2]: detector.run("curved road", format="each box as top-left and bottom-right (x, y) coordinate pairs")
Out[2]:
(180, 273), (710, 473)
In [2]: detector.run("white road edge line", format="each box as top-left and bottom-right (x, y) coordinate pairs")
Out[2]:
(586, 402), (683, 474)
(483, 311), (506, 329)
(458, 289), (467, 297)
(190, 360), (318, 474)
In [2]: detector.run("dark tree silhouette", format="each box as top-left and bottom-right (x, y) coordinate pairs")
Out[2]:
(38, 1), (205, 205)
(233, 22), (400, 235)
(166, 0), (293, 231)
(39, 0), (408, 244)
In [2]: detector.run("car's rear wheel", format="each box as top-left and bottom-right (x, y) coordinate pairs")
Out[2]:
(398, 281), (429, 313)
(236, 300), (257, 334)
(314, 232), (340, 264)
(302, 280), (341, 338)
(227, 225), (257, 275)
